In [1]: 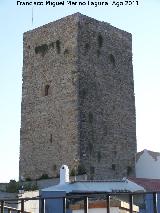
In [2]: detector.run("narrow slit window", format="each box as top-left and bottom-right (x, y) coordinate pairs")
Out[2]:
(109, 54), (116, 66)
(50, 134), (52, 143)
(98, 34), (103, 48)
(56, 40), (61, 54)
(45, 85), (50, 96)
(112, 164), (116, 170)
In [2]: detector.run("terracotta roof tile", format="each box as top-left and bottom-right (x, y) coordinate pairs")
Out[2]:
(129, 177), (160, 192)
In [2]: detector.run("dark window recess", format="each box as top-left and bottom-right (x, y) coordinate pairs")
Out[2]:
(35, 44), (48, 57)
(84, 43), (90, 54)
(56, 40), (61, 54)
(90, 166), (95, 174)
(45, 85), (50, 96)
(109, 54), (116, 66)
(64, 49), (69, 55)
(85, 43), (90, 50)
(127, 166), (132, 176)
(88, 112), (93, 123)
(98, 34), (103, 48)
(97, 151), (101, 162)
(50, 134), (52, 143)
(112, 164), (116, 170)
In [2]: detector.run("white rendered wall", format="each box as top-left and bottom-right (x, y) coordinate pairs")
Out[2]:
(136, 150), (160, 179)
(73, 207), (119, 213)
(18, 191), (39, 213)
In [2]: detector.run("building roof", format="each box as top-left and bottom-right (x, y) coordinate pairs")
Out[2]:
(129, 177), (160, 192)
(42, 179), (145, 193)
(136, 149), (160, 162)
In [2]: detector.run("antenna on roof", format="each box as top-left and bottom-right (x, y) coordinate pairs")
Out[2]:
(32, 5), (34, 26)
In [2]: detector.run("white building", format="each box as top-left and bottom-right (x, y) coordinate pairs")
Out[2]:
(40, 165), (144, 213)
(136, 149), (160, 179)
(17, 165), (145, 213)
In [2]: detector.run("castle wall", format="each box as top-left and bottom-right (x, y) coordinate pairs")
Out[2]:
(20, 15), (80, 179)
(77, 15), (136, 179)
(20, 13), (137, 180)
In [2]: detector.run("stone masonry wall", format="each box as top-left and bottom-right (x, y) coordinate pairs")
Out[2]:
(20, 13), (137, 180)
(20, 14), (80, 179)
(77, 14), (136, 179)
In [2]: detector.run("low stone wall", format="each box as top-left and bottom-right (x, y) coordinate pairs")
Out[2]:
(0, 174), (86, 192)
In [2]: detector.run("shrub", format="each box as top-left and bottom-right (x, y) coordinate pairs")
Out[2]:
(38, 173), (49, 180)
(78, 164), (86, 175)
(6, 180), (19, 193)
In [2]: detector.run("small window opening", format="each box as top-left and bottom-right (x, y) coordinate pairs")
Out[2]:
(109, 54), (116, 66)
(85, 43), (90, 50)
(45, 85), (50, 96)
(84, 43), (90, 54)
(98, 34), (103, 48)
(56, 40), (61, 54)
(112, 164), (116, 170)
(35, 44), (48, 57)
(50, 134), (52, 143)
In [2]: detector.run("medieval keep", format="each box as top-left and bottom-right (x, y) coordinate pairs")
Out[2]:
(19, 13), (137, 180)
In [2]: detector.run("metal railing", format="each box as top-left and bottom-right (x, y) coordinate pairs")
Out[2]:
(0, 191), (159, 213)
(0, 199), (31, 213)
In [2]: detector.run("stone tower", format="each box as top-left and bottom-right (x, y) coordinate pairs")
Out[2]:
(19, 13), (137, 180)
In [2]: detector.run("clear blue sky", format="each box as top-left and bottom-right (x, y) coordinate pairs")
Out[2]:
(0, 0), (160, 182)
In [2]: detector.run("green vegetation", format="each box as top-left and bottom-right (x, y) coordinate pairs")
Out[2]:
(6, 180), (19, 193)
(38, 173), (49, 180)
(6, 179), (38, 193)
(70, 164), (86, 177)
(78, 164), (86, 175)
(70, 168), (76, 176)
